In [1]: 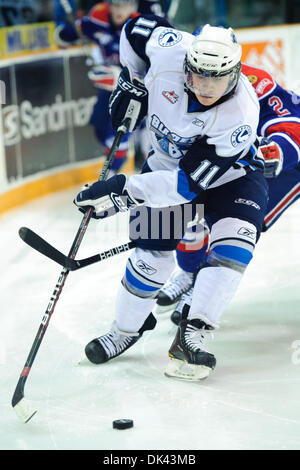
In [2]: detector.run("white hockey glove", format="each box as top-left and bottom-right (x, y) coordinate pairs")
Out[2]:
(73, 174), (144, 219)
(87, 65), (121, 92)
(259, 137), (283, 178)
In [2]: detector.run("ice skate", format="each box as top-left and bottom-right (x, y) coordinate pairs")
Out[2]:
(156, 269), (195, 313)
(85, 313), (156, 364)
(165, 318), (216, 380)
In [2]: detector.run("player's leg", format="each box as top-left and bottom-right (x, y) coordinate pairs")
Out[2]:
(165, 171), (269, 380)
(85, 246), (175, 364)
(84, 204), (189, 364)
(156, 220), (209, 311)
(170, 163), (300, 323)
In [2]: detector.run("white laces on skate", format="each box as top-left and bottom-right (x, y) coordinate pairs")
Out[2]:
(98, 324), (139, 359)
(184, 322), (213, 353)
(161, 270), (193, 300)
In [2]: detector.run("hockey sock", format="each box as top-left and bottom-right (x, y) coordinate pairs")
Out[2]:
(115, 283), (157, 333)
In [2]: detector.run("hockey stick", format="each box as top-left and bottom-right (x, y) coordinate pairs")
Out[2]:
(60, 0), (83, 37)
(19, 226), (136, 271)
(60, 0), (91, 43)
(12, 101), (138, 423)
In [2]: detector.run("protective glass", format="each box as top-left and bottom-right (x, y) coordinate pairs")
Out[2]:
(185, 68), (239, 98)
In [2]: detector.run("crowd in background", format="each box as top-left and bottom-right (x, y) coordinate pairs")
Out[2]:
(0, 0), (300, 29)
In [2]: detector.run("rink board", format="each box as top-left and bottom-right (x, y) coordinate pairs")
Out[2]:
(0, 47), (134, 213)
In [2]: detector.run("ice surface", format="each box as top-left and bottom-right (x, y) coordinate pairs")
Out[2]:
(1, 187), (300, 450)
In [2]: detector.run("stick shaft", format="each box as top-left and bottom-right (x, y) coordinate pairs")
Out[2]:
(12, 121), (130, 409)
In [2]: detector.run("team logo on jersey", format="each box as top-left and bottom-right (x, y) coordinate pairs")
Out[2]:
(162, 90), (179, 104)
(192, 118), (204, 128)
(231, 125), (252, 147)
(247, 74), (258, 85)
(150, 114), (195, 159)
(256, 78), (273, 97)
(158, 29), (183, 47)
(136, 260), (157, 276)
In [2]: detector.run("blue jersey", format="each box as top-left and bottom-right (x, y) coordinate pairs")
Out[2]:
(54, 1), (164, 66)
(242, 64), (300, 172)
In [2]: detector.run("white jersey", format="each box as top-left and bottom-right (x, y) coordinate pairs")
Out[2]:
(119, 16), (263, 208)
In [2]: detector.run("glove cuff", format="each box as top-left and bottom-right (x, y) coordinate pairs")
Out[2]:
(114, 175), (144, 211)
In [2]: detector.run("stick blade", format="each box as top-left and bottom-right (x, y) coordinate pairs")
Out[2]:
(13, 397), (38, 423)
(18, 226), (77, 270)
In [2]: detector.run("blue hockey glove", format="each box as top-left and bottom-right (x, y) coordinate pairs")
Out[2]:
(259, 137), (283, 178)
(109, 67), (148, 132)
(54, 22), (80, 47)
(73, 174), (144, 219)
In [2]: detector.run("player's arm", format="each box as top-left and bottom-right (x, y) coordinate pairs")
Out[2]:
(126, 139), (253, 207)
(125, 110), (263, 207)
(73, 147), (246, 217)
(243, 64), (300, 177)
(73, 135), (260, 218)
(258, 137), (283, 178)
(260, 115), (300, 177)
(259, 84), (300, 177)
(119, 14), (172, 77)
(108, 15), (173, 131)
(54, 2), (109, 47)
(54, 20), (81, 48)
(261, 130), (300, 177)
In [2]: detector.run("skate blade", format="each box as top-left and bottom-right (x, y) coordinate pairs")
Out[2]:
(164, 357), (211, 381)
(77, 357), (97, 366)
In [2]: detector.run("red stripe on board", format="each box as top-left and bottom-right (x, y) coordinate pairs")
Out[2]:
(265, 184), (300, 225)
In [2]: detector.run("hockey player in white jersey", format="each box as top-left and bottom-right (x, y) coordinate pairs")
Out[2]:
(74, 16), (268, 380)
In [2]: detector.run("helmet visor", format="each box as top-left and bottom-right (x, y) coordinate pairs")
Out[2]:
(185, 67), (240, 98)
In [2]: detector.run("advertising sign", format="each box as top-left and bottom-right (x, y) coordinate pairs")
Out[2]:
(0, 22), (56, 58)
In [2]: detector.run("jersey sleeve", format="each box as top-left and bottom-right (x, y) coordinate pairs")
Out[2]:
(178, 138), (246, 195)
(126, 140), (262, 208)
(241, 63), (276, 100)
(266, 125), (300, 171)
(119, 14), (173, 78)
(242, 64), (300, 171)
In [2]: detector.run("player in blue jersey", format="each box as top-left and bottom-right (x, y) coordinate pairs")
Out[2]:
(54, 1), (164, 175)
(73, 19), (269, 380)
(157, 63), (300, 324)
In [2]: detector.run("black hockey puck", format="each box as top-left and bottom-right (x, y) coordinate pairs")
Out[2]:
(113, 419), (134, 430)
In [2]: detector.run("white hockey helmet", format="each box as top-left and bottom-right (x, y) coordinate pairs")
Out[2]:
(185, 24), (242, 98)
